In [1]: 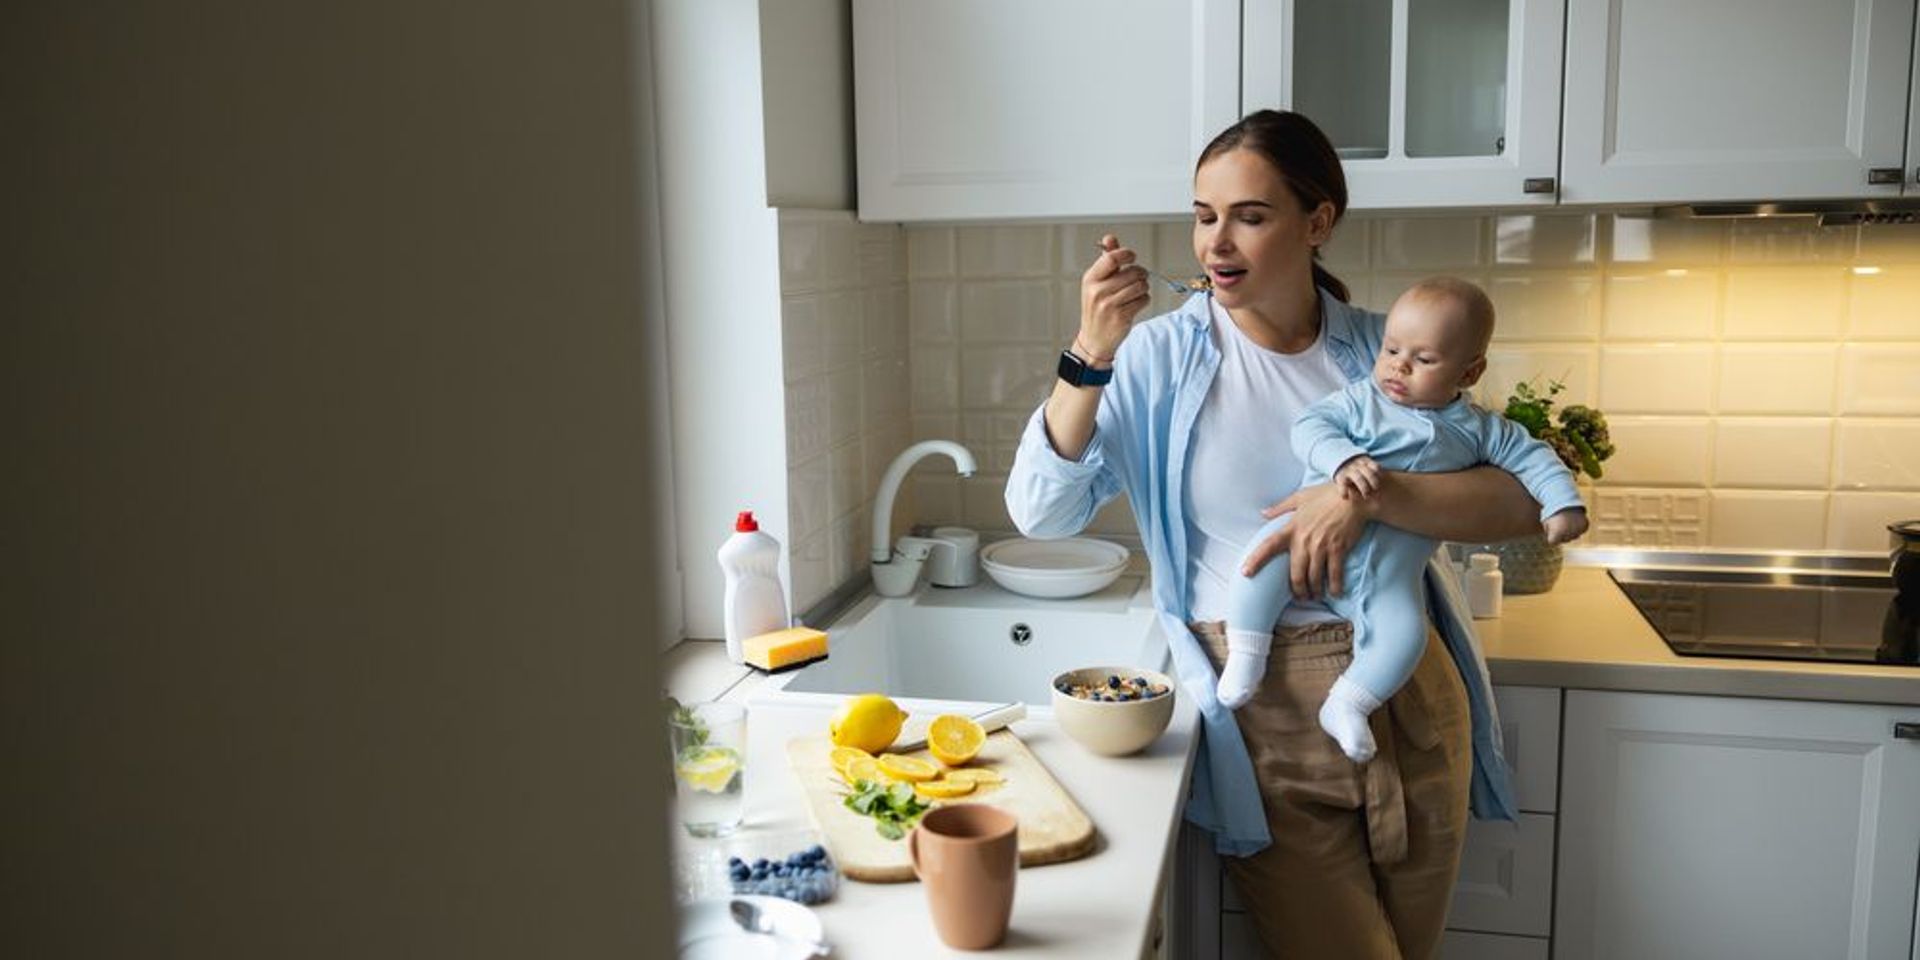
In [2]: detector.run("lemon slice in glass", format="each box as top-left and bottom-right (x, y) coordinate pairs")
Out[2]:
(674, 746), (742, 794)
(876, 753), (939, 782)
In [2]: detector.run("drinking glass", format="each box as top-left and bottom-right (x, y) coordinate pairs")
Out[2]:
(669, 701), (747, 838)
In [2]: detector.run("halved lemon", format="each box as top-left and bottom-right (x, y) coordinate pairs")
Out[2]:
(829, 745), (872, 777)
(842, 755), (885, 785)
(912, 778), (977, 800)
(876, 753), (939, 782)
(926, 714), (987, 767)
(943, 767), (1004, 785)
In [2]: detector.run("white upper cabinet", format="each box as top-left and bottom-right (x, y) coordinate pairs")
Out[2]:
(1909, 6), (1920, 196)
(852, 0), (1240, 222)
(1242, 0), (1567, 209)
(1561, 0), (1918, 204)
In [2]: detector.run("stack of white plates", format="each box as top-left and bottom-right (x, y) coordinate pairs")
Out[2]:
(979, 537), (1130, 599)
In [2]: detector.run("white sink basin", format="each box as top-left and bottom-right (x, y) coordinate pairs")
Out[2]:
(753, 573), (1164, 712)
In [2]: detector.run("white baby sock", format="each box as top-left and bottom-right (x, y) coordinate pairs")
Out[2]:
(1215, 628), (1271, 709)
(1319, 675), (1384, 763)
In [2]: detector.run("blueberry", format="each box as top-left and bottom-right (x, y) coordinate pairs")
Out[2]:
(751, 867), (768, 881)
(806, 844), (826, 860)
(729, 865), (750, 882)
(752, 857), (769, 871)
(728, 855), (744, 867)
(1133, 676), (1148, 687)
(1106, 674), (1121, 689)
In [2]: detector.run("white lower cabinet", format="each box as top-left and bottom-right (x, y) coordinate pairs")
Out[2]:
(1447, 814), (1556, 938)
(1556, 690), (1920, 960)
(1440, 930), (1551, 960)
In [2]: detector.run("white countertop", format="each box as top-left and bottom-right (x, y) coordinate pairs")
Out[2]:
(667, 655), (1200, 958)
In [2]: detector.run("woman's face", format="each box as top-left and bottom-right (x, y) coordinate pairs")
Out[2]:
(1191, 148), (1334, 310)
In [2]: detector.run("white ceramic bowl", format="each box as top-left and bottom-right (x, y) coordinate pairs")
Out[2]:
(979, 537), (1129, 600)
(1049, 666), (1176, 757)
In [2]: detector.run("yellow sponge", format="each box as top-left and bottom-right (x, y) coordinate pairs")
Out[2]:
(742, 626), (829, 673)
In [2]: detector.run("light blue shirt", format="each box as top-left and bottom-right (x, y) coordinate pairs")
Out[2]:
(1006, 292), (1518, 856)
(1297, 380), (1585, 519)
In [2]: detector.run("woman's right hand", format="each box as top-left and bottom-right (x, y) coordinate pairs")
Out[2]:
(1078, 234), (1152, 359)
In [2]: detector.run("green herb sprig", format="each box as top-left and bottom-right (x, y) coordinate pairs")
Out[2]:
(841, 778), (930, 840)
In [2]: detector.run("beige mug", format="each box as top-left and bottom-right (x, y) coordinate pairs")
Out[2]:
(907, 803), (1019, 950)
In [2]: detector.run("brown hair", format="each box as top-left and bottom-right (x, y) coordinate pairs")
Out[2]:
(1196, 110), (1350, 302)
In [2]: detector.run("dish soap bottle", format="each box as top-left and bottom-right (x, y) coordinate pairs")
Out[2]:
(717, 510), (788, 664)
(1466, 552), (1503, 620)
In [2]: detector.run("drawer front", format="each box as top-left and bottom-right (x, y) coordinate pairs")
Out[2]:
(1447, 812), (1556, 937)
(1438, 930), (1550, 960)
(1494, 685), (1561, 813)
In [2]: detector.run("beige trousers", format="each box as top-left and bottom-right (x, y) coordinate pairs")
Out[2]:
(1194, 620), (1472, 960)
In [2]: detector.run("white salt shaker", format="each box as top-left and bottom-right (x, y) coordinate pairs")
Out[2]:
(1466, 552), (1503, 620)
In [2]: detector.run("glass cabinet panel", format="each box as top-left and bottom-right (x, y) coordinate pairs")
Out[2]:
(1291, 0), (1391, 158)
(1406, 0), (1510, 157)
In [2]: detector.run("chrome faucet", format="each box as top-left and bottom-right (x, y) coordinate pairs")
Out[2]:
(870, 440), (977, 597)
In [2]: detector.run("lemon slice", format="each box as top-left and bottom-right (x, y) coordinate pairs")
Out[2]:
(926, 714), (987, 767)
(943, 767), (1004, 784)
(842, 755), (885, 785)
(912, 778), (977, 799)
(876, 753), (939, 782)
(673, 747), (742, 794)
(829, 745), (872, 777)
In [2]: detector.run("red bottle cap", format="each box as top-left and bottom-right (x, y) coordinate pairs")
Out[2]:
(734, 511), (759, 532)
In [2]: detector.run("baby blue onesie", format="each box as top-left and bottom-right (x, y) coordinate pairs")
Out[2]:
(1228, 380), (1584, 703)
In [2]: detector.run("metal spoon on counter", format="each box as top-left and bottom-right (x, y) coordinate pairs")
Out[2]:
(729, 899), (831, 957)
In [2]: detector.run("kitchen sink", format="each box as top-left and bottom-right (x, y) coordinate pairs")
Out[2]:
(750, 573), (1165, 713)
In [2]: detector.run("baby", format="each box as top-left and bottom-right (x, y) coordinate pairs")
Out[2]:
(1217, 277), (1588, 762)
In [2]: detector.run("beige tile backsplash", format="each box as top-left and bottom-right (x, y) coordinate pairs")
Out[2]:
(888, 213), (1920, 558)
(778, 211), (1920, 606)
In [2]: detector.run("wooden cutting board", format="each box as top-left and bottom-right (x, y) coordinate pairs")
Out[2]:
(784, 729), (1097, 883)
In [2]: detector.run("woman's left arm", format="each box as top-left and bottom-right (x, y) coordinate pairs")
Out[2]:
(1242, 466), (1539, 600)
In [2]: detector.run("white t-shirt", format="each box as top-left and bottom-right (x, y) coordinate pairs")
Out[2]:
(1185, 298), (1349, 625)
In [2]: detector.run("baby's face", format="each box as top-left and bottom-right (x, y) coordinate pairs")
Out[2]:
(1374, 293), (1487, 408)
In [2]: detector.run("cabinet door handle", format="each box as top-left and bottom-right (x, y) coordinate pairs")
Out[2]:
(1523, 177), (1556, 194)
(1895, 722), (1920, 740)
(1868, 167), (1902, 185)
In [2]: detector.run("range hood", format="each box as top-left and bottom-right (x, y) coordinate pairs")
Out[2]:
(1654, 196), (1920, 226)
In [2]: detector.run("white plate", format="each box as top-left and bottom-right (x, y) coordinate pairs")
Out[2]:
(980, 537), (1130, 599)
(677, 896), (825, 960)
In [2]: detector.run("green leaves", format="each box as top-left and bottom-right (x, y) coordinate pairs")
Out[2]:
(840, 778), (930, 840)
(1501, 378), (1614, 482)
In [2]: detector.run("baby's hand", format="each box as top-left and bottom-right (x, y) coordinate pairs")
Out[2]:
(1543, 508), (1589, 545)
(1334, 455), (1381, 500)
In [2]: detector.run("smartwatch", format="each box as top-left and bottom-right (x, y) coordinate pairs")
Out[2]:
(1057, 348), (1113, 388)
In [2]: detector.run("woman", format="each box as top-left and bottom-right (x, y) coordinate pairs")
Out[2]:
(1005, 110), (1540, 958)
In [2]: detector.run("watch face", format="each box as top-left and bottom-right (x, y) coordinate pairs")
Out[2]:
(1057, 349), (1110, 387)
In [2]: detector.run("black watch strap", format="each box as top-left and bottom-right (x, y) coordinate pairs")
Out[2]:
(1057, 349), (1113, 387)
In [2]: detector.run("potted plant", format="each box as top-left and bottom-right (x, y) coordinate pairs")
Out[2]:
(1479, 379), (1615, 594)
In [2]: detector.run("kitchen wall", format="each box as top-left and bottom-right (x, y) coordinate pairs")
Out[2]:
(898, 213), (1920, 556)
(780, 210), (913, 612)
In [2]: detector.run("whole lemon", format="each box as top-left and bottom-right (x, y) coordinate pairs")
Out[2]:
(829, 693), (907, 754)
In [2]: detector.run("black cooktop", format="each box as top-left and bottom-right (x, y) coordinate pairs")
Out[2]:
(1608, 566), (1916, 667)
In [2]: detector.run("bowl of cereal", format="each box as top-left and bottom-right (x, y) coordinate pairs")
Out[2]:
(1049, 666), (1176, 756)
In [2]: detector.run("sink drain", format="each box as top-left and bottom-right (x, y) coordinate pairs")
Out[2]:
(1009, 623), (1033, 646)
